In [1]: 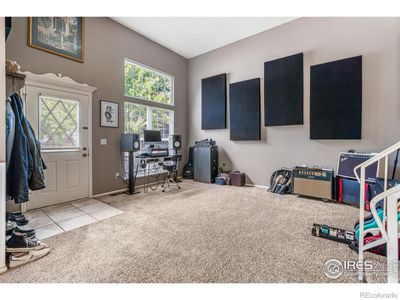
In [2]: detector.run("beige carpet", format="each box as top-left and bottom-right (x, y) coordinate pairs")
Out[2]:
(0, 181), (387, 283)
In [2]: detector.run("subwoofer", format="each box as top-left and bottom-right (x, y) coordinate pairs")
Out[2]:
(170, 134), (182, 150)
(120, 133), (140, 152)
(293, 167), (334, 200)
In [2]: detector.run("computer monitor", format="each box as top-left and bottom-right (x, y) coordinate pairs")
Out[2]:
(143, 130), (162, 144)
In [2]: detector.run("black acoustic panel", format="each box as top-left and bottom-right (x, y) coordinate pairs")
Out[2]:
(310, 56), (362, 139)
(264, 53), (303, 126)
(229, 78), (261, 140)
(201, 74), (227, 129)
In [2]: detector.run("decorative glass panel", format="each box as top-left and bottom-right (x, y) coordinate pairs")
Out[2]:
(39, 96), (80, 149)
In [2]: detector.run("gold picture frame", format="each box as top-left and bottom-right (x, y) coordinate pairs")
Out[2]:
(28, 17), (85, 63)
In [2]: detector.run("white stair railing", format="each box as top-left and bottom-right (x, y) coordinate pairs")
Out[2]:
(354, 141), (400, 283)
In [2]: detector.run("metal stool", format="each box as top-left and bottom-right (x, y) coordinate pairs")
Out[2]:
(161, 154), (182, 192)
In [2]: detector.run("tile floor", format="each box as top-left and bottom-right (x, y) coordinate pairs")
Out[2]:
(24, 199), (124, 240)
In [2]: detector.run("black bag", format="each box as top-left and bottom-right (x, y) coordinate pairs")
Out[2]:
(268, 169), (293, 195)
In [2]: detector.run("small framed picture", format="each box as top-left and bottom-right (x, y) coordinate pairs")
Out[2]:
(100, 100), (119, 128)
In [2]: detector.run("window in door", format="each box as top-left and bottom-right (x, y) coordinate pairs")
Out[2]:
(39, 95), (80, 151)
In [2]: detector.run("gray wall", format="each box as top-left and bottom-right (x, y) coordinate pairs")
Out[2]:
(188, 17), (400, 185)
(6, 17), (188, 195)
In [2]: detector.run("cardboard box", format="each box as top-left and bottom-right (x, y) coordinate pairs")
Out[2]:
(230, 172), (245, 187)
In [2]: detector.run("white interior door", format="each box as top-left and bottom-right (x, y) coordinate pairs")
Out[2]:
(25, 86), (89, 209)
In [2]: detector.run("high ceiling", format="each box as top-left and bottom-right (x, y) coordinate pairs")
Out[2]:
(111, 17), (297, 59)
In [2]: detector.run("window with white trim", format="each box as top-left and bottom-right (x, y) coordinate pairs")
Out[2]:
(123, 60), (175, 178)
(124, 59), (174, 105)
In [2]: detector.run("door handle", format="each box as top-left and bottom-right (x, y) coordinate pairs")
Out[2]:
(83, 153), (88, 157)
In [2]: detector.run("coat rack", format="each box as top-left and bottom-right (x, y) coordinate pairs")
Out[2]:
(6, 71), (26, 98)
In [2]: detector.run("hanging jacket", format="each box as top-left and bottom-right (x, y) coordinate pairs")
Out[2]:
(17, 94), (47, 190)
(7, 94), (32, 203)
(6, 99), (15, 172)
(8, 93), (47, 195)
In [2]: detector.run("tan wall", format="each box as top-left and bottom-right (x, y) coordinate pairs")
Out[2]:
(188, 17), (400, 185)
(6, 17), (188, 195)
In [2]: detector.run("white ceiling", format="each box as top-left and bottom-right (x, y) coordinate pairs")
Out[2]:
(111, 17), (297, 59)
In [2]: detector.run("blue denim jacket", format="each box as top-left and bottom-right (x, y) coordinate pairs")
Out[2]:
(7, 94), (32, 203)
(7, 94), (47, 202)
(6, 99), (15, 172)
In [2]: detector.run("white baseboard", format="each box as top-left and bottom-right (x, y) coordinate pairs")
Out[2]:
(92, 176), (179, 198)
(92, 188), (127, 198)
(245, 183), (267, 189)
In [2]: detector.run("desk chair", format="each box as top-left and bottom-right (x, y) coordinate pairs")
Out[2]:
(161, 154), (182, 192)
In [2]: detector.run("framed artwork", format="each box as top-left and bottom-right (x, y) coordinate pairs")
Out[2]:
(100, 101), (119, 128)
(28, 17), (84, 63)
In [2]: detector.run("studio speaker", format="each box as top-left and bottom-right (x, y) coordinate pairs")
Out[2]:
(120, 133), (140, 152)
(171, 134), (182, 150)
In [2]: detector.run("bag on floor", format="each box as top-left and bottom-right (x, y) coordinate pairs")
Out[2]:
(268, 169), (293, 195)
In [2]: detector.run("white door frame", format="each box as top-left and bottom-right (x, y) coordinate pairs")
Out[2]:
(0, 17), (7, 274)
(23, 72), (97, 199)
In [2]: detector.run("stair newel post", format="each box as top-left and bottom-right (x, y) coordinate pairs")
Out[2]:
(386, 192), (399, 283)
(358, 166), (366, 282)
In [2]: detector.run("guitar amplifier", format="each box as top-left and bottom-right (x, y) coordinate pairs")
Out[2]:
(337, 152), (378, 182)
(293, 167), (334, 200)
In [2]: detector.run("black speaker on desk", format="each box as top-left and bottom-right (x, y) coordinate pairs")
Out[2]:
(193, 145), (218, 183)
(170, 134), (182, 150)
(120, 133), (140, 152)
